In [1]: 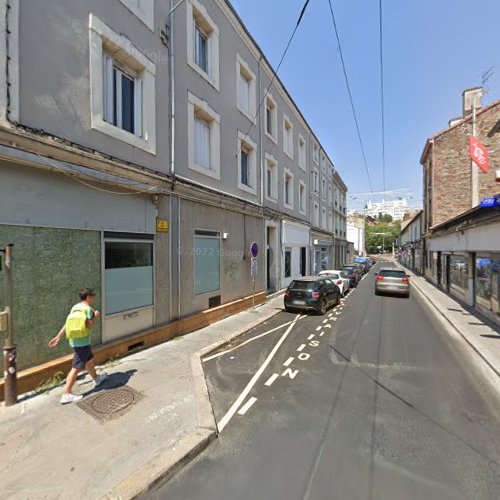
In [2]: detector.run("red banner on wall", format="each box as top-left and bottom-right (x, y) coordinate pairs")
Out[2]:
(469, 136), (490, 173)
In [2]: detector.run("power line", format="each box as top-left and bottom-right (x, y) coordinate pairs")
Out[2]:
(236, 0), (311, 155)
(326, 0), (374, 195)
(379, 0), (386, 194)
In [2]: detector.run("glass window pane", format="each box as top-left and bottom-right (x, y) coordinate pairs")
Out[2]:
(241, 150), (249, 186)
(239, 73), (249, 112)
(121, 72), (135, 134)
(285, 250), (291, 278)
(105, 242), (153, 315)
(195, 236), (220, 295)
(194, 117), (210, 169)
(195, 26), (208, 73)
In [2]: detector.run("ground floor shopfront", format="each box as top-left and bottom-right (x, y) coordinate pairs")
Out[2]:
(400, 241), (423, 275)
(424, 206), (500, 327)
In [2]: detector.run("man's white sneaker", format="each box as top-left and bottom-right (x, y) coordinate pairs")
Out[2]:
(94, 373), (108, 387)
(60, 393), (83, 404)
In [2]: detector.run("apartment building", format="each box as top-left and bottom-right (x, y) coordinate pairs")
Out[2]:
(0, 0), (348, 372)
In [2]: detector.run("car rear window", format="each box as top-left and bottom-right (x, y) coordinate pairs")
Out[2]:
(289, 280), (317, 290)
(320, 272), (339, 279)
(379, 270), (406, 278)
(340, 271), (349, 278)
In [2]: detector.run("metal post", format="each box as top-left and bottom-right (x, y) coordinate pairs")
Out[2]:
(471, 104), (479, 207)
(2, 244), (17, 406)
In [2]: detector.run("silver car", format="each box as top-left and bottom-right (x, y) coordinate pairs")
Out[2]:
(374, 268), (410, 298)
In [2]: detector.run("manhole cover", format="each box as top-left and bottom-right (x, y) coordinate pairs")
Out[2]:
(77, 385), (143, 423)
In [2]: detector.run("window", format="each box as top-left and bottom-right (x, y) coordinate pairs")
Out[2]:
(328, 185), (332, 204)
(195, 231), (221, 295)
(299, 181), (306, 215)
(313, 169), (319, 194)
(236, 54), (256, 121)
(328, 211), (333, 232)
(313, 143), (319, 164)
(265, 153), (278, 202)
(283, 115), (294, 159)
(119, 0), (154, 30)
(285, 249), (292, 278)
(321, 153), (327, 173)
(321, 178), (326, 199)
(105, 240), (154, 315)
(314, 201), (320, 227)
(265, 93), (278, 143)
(187, 0), (220, 90)
(89, 15), (156, 154)
(188, 92), (220, 179)
(284, 169), (294, 209)
(298, 135), (306, 170)
(475, 255), (500, 319)
(322, 207), (327, 229)
(237, 131), (257, 194)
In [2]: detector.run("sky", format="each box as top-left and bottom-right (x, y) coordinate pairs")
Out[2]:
(230, 0), (500, 209)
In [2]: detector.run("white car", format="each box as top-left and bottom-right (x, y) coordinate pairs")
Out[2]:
(318, 270), (350, 296)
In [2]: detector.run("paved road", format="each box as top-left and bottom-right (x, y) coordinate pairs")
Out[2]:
(148, 261), (500, 500)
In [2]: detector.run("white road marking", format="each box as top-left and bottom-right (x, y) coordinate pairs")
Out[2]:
(218, 314), (301, 431)
(322, 319), (329, 324)
(297, 344), (306, 352)
(319, 332), (325, 337)
(324, 324), (332, 328)
(238, 397), (257, 416)
(307, 334), (315, 340)
(203, 317), (304, 362)
(298, 352), (310, 361)
(265, 373), (279, 387)
(282, 368), (299, 379)
(335, 311), (341, 315)
(309, 340), (320, 347)
(332, 318), (337, 322)
(283, 357), (294, 367)
(315, 326), (322, 331)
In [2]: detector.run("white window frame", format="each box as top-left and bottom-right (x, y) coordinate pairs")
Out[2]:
(283, 114), (294, 160)
(313, 143), (319, 165)
(298, 134), (306, 171)
(265, 153), (278, 203)
(186, 0), (220, 91)
(237, 131), (257, 195)
(312, 168), (319, 195)
(299, 180), (307, 216)
(118, 0), (154, 30)
(188, 91), (221, 180)
(264, 92), (278, 144)
(236, 53), (257, 123)
(283, 168), (294, 210)
(89, 15), (156, 154)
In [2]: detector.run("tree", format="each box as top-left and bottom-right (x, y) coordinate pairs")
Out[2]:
(377, 213), (393, 223)
(365, 220), (400, 253)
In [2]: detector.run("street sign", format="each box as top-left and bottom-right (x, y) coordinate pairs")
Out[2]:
(469, 136), (490, 173)
(250, 242), (259, 258)
(156, 219), (169, 233)
(250, 258), (258, 277)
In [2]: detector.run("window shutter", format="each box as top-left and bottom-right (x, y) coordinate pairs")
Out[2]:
(134, 77), (143, 137)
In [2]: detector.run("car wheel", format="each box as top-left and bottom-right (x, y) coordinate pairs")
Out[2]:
(318, 299), (327, 315)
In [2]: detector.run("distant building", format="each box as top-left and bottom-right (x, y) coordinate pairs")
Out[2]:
(364, 199), (409, 220)
(399, 211), (423, 274)
(347, 213), (365, 256)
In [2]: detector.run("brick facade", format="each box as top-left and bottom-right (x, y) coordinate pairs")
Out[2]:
(421, 100), (500, 231)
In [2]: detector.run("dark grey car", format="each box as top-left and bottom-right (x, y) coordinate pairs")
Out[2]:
(374, 268), (410, 298)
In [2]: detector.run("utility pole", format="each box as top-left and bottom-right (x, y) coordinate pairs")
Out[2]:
(471, 103), (479, 207)
(1, 244), (17, 406)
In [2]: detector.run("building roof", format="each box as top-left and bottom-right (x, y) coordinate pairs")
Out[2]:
(429, 205), (500, 235)
(420, 99), (500, 164)
(399, 210), (422, 235)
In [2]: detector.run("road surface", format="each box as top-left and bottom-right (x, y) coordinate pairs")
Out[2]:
(148, 261), (500, 500)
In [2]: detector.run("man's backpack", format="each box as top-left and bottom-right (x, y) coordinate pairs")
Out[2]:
(65, 305), (90, 340)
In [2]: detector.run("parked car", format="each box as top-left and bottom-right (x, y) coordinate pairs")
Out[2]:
(342, 265), (361, 286)
(284, 276), (341, 315)
(353, 262), (368, 275)
(374, 268), (410, 298)
(318, 270), (350, 296)
(355, 256), (372, 269)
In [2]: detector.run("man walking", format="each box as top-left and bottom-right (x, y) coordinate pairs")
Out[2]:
(49, 288), (107, 404)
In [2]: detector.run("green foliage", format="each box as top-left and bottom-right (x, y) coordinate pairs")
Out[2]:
(378, 213), (393, 223)
(365, 220), (401, 253)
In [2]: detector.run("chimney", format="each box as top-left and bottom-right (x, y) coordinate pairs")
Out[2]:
(448, 117), (462, 127)
(462, 87), (483, 117)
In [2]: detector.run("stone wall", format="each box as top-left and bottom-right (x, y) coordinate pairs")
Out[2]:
(0, 225), (101, 371)
(431, 102), (500, 226)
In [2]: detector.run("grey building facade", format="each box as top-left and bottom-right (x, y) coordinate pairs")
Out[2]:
(0, 0), (348, 371)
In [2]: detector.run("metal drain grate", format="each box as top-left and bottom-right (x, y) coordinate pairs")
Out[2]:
(77, 385), (143, 423)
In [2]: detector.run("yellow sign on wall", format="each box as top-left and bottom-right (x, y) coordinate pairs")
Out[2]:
(156, 219), (169, 233)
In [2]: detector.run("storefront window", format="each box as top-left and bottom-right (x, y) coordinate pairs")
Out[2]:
(449, 254), (468, 292)
(105, 240), (154, 315)
(475, 255), (500, 318)
(195, 231), (220, 295)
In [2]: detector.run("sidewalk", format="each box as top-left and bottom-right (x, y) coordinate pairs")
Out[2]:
(396, 262), (500, 381)
(0, 294), (284, 500)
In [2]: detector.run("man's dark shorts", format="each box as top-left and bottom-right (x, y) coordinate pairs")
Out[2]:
(72, 346), (94, 369)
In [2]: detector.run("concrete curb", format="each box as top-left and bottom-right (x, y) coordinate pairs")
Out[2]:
(397, 262), (500, 381)
(103, 300), (284, 499)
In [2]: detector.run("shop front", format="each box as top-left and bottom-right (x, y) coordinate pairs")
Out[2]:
(282, 220), (310, 288)
(311, 231), (334, 274)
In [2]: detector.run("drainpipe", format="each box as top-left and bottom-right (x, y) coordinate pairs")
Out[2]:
(258, 55), (264, 207)
(168, 0), (177, 176)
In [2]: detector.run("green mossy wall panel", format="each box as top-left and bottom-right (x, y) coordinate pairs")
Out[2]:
(0, 226), (101, 371)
